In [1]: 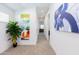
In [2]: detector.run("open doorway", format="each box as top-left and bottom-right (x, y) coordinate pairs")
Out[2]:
(39, 24), (44, 33)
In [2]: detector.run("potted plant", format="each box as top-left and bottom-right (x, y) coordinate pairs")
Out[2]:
(6, 20), (22, 47)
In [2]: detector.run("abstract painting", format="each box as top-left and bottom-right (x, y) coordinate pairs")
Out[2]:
(54, 3), (79, 33)
(19, 13), (30, 40)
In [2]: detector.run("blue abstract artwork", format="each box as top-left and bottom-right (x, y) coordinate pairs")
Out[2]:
(54, 3), (79, 33)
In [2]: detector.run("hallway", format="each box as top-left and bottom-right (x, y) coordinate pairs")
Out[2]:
(1, 33), (55, 55)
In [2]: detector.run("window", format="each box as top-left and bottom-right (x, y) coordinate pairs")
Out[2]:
(40, 24), (44, 29)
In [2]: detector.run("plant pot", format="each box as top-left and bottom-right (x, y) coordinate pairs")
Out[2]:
(13, 43), (17, 48)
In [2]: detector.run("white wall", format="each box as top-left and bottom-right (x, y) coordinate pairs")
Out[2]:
(0, 22), (12, 54)
(44, 11), (50, 40)
(0, 4), (15, 18)
(0, 4), (15, 53)
(50, 4), (79, 55)
(16, 8), (39, 45)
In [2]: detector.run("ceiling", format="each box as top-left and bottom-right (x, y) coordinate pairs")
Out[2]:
(3, 3), (50, 22)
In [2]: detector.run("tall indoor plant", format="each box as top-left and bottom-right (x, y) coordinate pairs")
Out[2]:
(6, 20), (22, 47)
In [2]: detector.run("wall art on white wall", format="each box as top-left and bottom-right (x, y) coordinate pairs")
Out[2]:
(17, 13), (30, 40)
(54, 3), (79, 33)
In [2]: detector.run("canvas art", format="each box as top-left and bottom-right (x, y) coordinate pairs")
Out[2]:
(54, 3), (79, 33)
(18, 13), (30, 40)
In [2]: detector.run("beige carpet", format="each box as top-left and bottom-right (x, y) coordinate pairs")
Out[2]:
(1, 33), (56, 55)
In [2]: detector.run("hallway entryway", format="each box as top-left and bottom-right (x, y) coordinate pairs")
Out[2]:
(1, 33), (55, 55)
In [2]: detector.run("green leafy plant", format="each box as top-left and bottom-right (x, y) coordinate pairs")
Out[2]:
(6, 20), (22, 47)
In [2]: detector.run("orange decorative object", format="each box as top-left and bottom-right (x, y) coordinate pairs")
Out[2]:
(21, 30), (30, 40)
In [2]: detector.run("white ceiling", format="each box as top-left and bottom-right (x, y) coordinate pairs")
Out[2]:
(3, 3), (50, 21)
